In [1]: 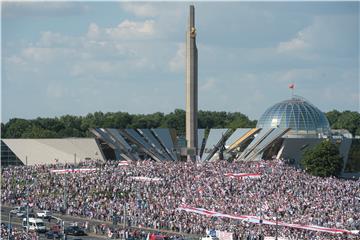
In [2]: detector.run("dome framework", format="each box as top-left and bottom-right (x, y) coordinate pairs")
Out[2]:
(256, 96), (330, 135)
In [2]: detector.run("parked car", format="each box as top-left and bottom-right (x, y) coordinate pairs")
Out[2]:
(22, 218), (46, 233)
(46, 231), (63, 239)
(10, 206), (26, 217)
(37, 210), (52, 219)
(64, 226), (86, 236)
(10, 206), (21, 214)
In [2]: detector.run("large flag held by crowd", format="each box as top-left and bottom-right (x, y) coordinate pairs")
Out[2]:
(49, 168), (99, 174)
(224, 173), (261, 179)
(130, 176), (163, 182)
(118, 161), (129, 166)
(177, 205), (358, 235)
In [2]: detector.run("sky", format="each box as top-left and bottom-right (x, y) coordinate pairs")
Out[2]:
(1, 1), (359, 123)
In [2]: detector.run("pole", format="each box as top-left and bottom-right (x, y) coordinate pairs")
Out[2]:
(8, 212), (11, 240)
(63, 173), (67, 214)
(275, 209), (278, 240)
(26, 156), (29, 233)
(74, 153), (76, 166)
(123, 204), (127, 228)
(62, 220), (66, 240)
(260, 193), (263, 238)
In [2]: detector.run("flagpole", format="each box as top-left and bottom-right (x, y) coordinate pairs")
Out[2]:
(289, 83), (295, 98)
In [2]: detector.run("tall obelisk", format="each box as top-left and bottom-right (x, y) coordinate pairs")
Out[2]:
(186, 5), (198, 160)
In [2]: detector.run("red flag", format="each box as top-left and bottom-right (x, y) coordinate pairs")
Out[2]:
(288, 83), (295, 89)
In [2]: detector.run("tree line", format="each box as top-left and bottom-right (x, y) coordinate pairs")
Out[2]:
(0, 110), (256, 138)
(1, 109), (359, 138)
(325, 110), (360, 136)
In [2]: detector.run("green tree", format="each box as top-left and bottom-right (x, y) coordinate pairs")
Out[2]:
(3, 118), (32, 138)
(326, 110), (341, 126)
(113, 112), (133, 128)
(332, 111), (360, 136)
(301, 140), (343, 177)
(35, 117), (65, 133)
(1, 122), (5, 137)
(21, 125), (58, 138)
(163, 109), (185, 135)
(227, 112), (256, 129)
(326, 110), (360, 136)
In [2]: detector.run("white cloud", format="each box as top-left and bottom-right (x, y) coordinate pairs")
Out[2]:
(3, 2), (88, 18)
(22, 47), (75, 62)
(105, 20), (155, 39)
(6, 56), (26, 65)
(121, 3), (158, 17)
(277, 15), (358, 57)
(277, 31), (308, 53)
(22, 47), (54, 62)
(200, 78), (216, 91)
(86, 23), (100, 39)
(277, 69), (317, 83)
(38, 31), (74, 47)
(169, 43), (185, 72)
(46, 84), (66, 98)
(11, 20), (162, 81)
(70, 61), (114, 78)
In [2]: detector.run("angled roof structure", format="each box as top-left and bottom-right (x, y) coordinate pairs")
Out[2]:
(2, 138), (104, 165)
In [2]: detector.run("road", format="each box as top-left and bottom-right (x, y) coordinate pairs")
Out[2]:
(1, 205), (199, 240)
(2, 206), (107, 240)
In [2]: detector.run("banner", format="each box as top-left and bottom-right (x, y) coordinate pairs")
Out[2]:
(216, 230), (233, 240)
(130, 176), (162, 182)
(224, 173), (261, 179)
(50, 168), (98, 174)
(177, 205), (356, 235)
(118, 161), (129, 166)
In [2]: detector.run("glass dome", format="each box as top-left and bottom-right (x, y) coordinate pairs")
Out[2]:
(257, 96), (330, 135)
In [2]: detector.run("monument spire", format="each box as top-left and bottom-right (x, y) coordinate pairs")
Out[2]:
(185, 5), (198, 160)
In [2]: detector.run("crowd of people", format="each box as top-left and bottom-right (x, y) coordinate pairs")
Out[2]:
(0, 223), (36, 240)
(1, 159), (359, 240)
(90, 223), (189, 240)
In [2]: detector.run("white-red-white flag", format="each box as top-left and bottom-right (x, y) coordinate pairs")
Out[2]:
(224, 173), (261, 179)
(118, 161), (129, 166)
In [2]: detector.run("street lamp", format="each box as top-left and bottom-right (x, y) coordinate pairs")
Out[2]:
(25, 156), (29, 233)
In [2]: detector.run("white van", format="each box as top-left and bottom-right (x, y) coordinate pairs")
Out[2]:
(22, 218), (46, 233)
(36, 210), (52, 219)
(201, 236), (219, 240)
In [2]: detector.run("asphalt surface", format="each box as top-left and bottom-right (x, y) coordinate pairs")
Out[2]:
(1, 205), (199, 240)
(1, 206), (107, 240)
